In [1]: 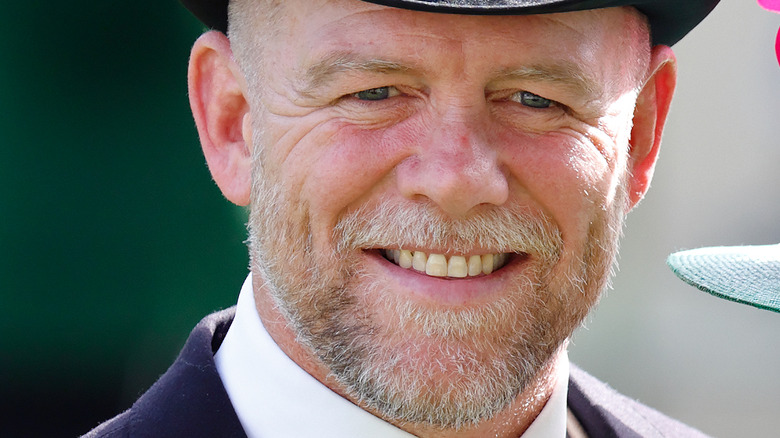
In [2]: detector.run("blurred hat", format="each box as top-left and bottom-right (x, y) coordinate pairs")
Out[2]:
(179, 0), (720, 46)
(667, 244), (780, 313)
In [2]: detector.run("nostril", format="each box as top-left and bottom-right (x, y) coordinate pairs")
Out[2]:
(394, 150), (509, 217)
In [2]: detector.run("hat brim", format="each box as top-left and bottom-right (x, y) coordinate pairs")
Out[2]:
(667, 244), (780, 313)
(179, 0), (720, 46)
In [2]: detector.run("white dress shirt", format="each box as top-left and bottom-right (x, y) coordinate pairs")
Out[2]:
(215, 275), (569, 437)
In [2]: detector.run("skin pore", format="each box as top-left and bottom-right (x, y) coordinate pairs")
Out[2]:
(187, 1), (676, 436)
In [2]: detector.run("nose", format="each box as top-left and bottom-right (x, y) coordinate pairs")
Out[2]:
(396, 112), (509, 217)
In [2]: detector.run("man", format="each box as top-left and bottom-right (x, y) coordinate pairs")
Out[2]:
(86, 0), (720, 436)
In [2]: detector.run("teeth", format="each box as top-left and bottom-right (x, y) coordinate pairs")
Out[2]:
(468, 255), (482, 276)
(447, 255), (468, 278)
(482, 253), (494, 275)
(426, 254), (448, 277)
(384, 249), (511, 278)
(412, 251), (427, 271)
(398, 250), (413, 269)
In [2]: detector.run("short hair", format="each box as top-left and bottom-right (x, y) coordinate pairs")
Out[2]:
(227, 0), (283, 94)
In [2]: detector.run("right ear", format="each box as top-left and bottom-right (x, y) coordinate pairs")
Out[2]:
(188, 31), (252, 206)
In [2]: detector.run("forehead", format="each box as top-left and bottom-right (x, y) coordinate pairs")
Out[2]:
(246, 0), (644, 91)
(269, 0), (640, 48)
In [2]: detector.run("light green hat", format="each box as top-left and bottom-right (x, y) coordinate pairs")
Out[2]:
(667, 244), (780, 313)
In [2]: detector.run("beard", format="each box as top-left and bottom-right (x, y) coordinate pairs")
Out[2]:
(247, 163), (627, 430)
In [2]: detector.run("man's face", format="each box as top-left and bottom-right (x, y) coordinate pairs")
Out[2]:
(237, 0), (648, 430)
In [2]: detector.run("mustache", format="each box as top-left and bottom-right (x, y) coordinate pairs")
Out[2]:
(333, 199), (563, 261)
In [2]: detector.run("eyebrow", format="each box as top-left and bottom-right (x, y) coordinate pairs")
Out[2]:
(295, 51), (603, 101)
(295, 52), (416, 98)
(498, 62), (602, 100)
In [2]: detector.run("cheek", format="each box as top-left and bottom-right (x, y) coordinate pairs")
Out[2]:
(499, 129), (619, 244)
(286, 120), (419, 237)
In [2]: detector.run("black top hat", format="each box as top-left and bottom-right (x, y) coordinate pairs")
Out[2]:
(179, 0), (720, 46)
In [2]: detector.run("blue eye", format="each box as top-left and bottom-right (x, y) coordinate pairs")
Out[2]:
(353, 86), (399, 101)
(518, 91), (552, 109)
(355, 87), (390, 101)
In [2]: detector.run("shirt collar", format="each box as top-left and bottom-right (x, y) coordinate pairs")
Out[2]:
(215, 274), (569, 438)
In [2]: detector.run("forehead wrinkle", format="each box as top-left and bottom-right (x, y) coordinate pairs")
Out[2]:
(294, 51), (416, 98)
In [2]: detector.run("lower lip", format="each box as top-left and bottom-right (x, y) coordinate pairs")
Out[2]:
(363, 250), (528, 307)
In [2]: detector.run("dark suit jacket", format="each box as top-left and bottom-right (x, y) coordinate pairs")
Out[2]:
(84, 308), (710, 437)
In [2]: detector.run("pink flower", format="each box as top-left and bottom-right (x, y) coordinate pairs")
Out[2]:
(758, 0), (780, 12)
(758, 0), (780, 66)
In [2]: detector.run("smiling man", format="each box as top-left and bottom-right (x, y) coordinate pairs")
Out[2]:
(86, 0), (720, 437)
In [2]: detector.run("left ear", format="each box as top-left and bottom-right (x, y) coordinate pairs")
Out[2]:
(626, 45), (677, 209)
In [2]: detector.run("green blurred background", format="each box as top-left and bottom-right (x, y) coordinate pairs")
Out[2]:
(1, 2), (248, 435)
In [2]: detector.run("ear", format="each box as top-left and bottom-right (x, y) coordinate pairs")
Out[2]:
(188, 31), (252, 206)
(626, 45), (677, 209)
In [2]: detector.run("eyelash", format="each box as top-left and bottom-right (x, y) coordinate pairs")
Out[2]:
(342, 86), (567, 121)
(349, 86), (401, 101)
(513, 91), (555, 109)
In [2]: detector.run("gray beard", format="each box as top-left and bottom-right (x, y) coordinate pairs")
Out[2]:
(248, 170), (626, 430)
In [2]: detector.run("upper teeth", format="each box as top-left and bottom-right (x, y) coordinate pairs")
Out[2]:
(385, 249), (509, 278)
